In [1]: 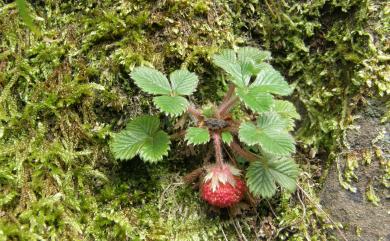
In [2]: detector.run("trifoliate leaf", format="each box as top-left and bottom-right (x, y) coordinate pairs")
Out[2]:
(236, 87), (273, 113)
(170, 69), (199, 96)
(153, 96), (189, 117)
(251, 69), (292, 96)
(238, 113), (295, 155)
(221, 131), (233, 144)
(213, 47), (274, 87)
(110, 116), (171, 163)
(185, 127), (210, 145)
(131, 67), (171, 95)
(246, 158), (299, 198)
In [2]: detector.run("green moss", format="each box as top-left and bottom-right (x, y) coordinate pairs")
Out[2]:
(365, 184), (380, 206)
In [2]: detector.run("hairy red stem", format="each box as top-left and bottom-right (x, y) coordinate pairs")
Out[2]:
(218, 95), (239, 117)
(212, 131), (224, 166)
(187, 104), (203, 122)
(222, 84), (236, 103)
(230, 141), (258, 162)
(169, 130), (186, 140)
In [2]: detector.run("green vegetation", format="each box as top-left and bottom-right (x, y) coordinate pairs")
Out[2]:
(0, 0), (388, 240)
(111, 46), (300, 199)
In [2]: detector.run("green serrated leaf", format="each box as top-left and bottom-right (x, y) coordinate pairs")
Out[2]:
(213, 47), (275, 87)
(139, 130), (170, 163)
(111, 131), (144, 160)
(257, 62), (275, 72)
(273, 100), (300, 120)
(246, 160), (276, 198)
(213, 50), (244, 86)
(169, 69), (199, 96)
(237, 47), (269, 76)
(246, 158), (298, 198)
(221, 131), (233, 144)
(131, 66), (171, 95)
(238, 113), (295, 155)
(237, 58), (257, 86)
(153, 96), (189, 117)
(213, 49), (237, 65)
(110, 116), (170, 163)
(125, 115), (160, 136)
(273, 100), (300, 130)
(257, 112), (287, 130)
(269, 157), (299, 192)
(237, 47), (271, 63)
(251, 69), (292, 96)
(236, 87), (273, 113)
(185, 127), (210, 145)
(212, 48), (258, 87)
(258, 130), (295, 155)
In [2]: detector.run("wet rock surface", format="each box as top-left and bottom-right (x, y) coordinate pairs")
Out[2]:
(321, 100), (389, 241)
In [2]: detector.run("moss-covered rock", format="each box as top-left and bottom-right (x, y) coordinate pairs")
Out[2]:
(0, 0), (388, 240)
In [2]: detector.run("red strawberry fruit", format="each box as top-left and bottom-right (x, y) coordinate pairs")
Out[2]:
(200, 164), (246, 208)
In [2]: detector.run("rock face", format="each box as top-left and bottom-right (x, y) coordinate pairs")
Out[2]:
(321, 100), (389, 240)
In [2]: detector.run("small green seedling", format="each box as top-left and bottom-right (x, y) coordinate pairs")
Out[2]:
(110, 47), (300, 207)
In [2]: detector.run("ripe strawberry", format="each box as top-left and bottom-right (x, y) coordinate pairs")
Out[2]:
(200, 164), (246, 208)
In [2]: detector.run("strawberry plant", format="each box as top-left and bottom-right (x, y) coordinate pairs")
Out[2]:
(110, 47), (300, 207)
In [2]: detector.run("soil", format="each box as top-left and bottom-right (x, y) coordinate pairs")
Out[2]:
(320, 100), (390, 241)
